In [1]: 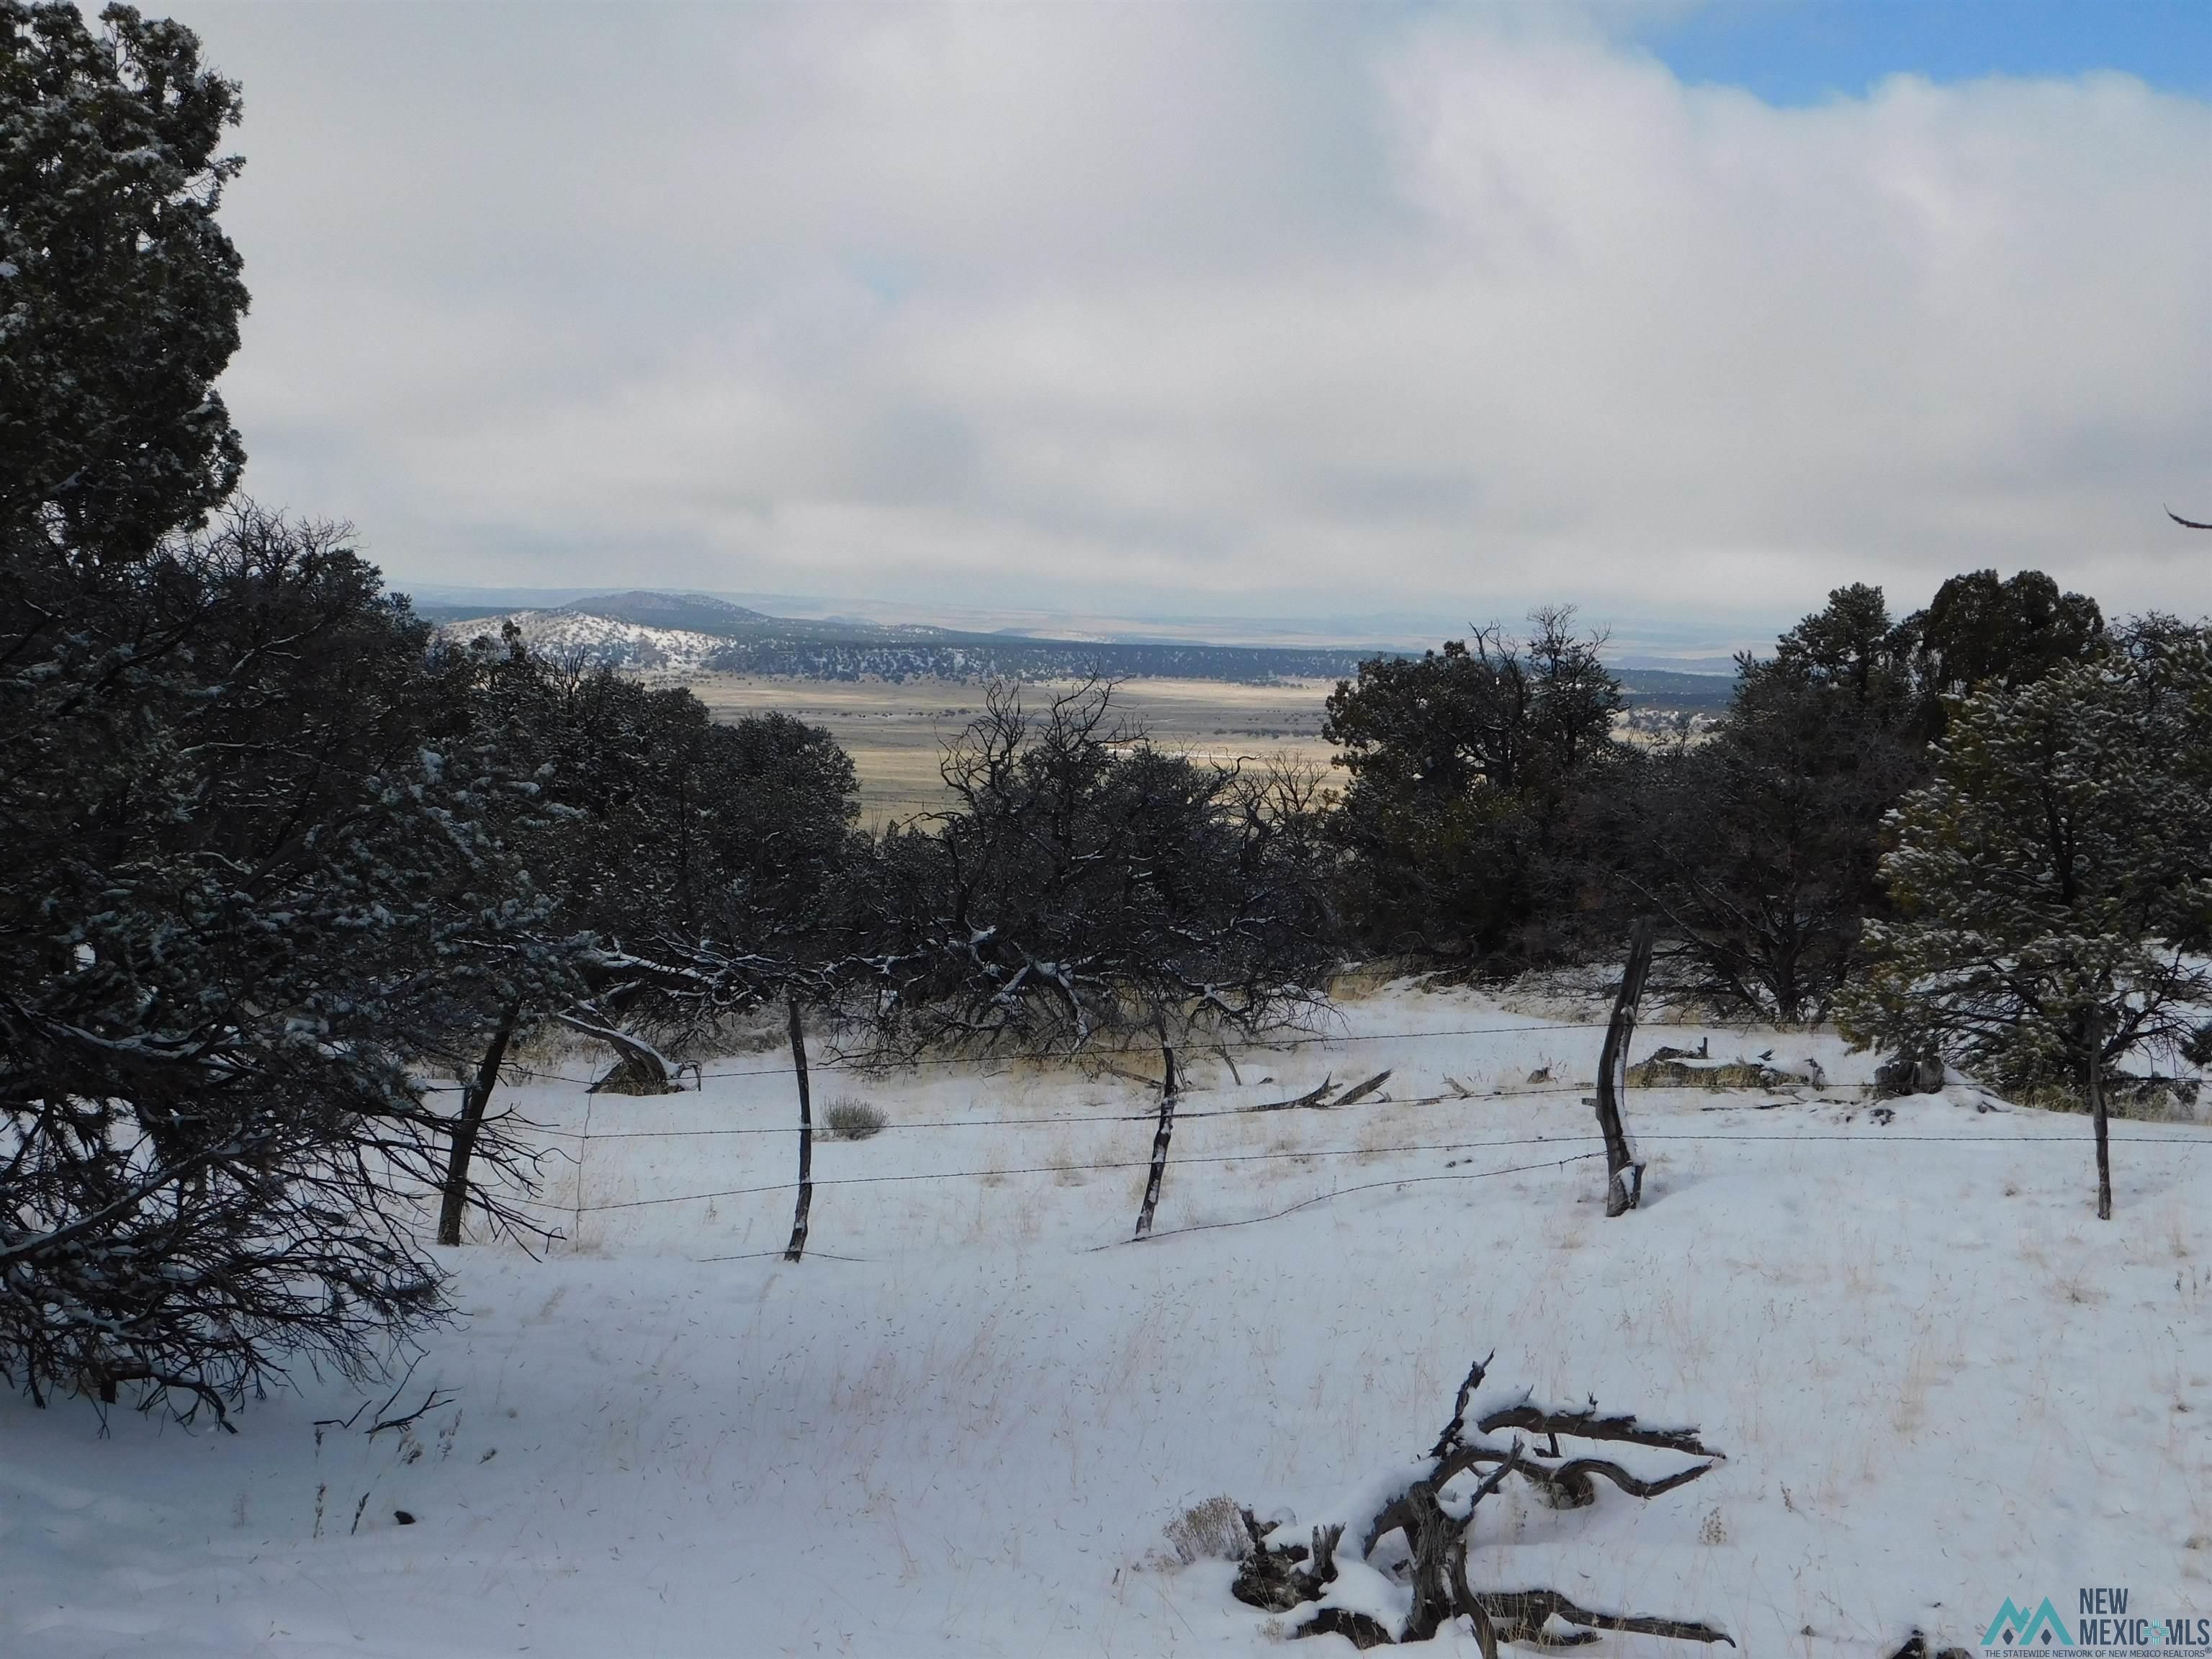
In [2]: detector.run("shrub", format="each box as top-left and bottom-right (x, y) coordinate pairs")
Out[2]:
(1164, 1495), (1250, 1565)
(822, 1097), (886, 1140)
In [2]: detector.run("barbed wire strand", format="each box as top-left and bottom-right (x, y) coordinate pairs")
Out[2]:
(689, 1152), (1619, 1264)
(1105, 1154), (1614, 1249)
(505, 1125), (2210, 1218)
(499, 1081), (1630, 1141)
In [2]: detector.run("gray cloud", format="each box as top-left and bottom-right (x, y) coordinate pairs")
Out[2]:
(171, 3), (2212, 640)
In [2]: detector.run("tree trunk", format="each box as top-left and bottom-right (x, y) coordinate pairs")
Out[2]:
(784, 994), (814, 1262)
(439, 1002), (521, 1246)
(2088, 1022), (2111, 1221)
(1133, 1041), (1179, 1239)
(1593, 920), (1656, 1218)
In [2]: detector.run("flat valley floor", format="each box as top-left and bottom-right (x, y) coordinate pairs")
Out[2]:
(682, 675), (1339, 826)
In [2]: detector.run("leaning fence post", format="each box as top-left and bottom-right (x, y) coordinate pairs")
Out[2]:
(783, 994), (815, 1262)
(1593, 917), (1656, 1217)
(1133, 1042), (1179, 1239)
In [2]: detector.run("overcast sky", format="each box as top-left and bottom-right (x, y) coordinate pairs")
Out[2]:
(166, 1), (2212, 647)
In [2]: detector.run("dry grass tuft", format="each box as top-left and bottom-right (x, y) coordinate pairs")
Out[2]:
(1162, 1495), (1249, 1565)
(822, 1097), (886, 1141)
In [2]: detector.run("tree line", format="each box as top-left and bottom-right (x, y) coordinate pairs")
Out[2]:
(1323, 571), (2211, 1108)
(6, 4), (2206, 1422)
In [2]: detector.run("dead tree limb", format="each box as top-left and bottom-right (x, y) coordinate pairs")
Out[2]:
(1229, 1357), (1730, 1648)
(1332, 1070), (1393, 1107)
(1252, 1076), (1334, 1112)
(1593, 918), (1656, 1215)
(367, 1388), (457, 1438)
(1475, 1589), (1733, 1648)
(1474, 1398), (1719, 1456)
(1429, 1350), (1495, 1458)
(560, 1008), (678, 1095)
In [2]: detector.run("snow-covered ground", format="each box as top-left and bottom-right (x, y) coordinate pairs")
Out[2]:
(436, 611), (727, 674)
(6, 984), (2209, 1658)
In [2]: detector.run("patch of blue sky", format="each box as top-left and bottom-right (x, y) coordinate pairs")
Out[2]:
(1622, 0), (2212, 104)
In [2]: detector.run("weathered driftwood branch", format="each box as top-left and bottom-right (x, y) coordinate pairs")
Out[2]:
(1331, 1070), (1393, 1107)
(1252, 1076), (1335, 1112)
(1478, 1589), (1734, 1649)
(1474, 1398), (1719, 1457)
(1228, 1354), (1732, 1649)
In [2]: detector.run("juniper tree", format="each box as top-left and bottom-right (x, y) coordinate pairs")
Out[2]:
(1896, 568), (2105, 741)
(1, 514), (560, 1419)
(1, 2), (248, 559)
(1, 5), (569, 1414)
(1322, 608), (1621, 965)
(1838, 621), (2212, 1152)
(1612, 587), (1925, 1020)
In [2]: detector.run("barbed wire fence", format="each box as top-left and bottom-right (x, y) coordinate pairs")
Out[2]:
(435, 1016), (2210, 1262)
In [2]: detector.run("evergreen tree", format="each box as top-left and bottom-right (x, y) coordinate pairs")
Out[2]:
(1, 513), (557, 1419)
(1897, 568), (2104, 739)
(1838, 621), (2212, 1097)
(1321, 609), (1621, 965)
(0, 6), (559, 1416)
(1, 3), (248, 559)
(1616, 585), (1924, 1020)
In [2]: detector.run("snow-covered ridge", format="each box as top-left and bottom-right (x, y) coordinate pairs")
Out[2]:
(438, 609), (725, 673)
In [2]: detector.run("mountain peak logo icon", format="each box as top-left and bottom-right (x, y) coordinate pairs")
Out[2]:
(1984, 1599), (2074, 1647)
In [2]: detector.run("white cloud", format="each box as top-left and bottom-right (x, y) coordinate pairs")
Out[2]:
(173, 3), (2212, 637)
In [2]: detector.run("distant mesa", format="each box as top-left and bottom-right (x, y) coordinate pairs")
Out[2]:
(428, 588), (1732, 707)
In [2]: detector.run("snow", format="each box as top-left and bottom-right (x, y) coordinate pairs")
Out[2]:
(436, 611), (727, 674)
(4, 983), (2208, 1657)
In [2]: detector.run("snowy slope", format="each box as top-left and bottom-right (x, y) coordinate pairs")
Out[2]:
(438, 609), (727, 673)
(4, 985), (2208, 1658)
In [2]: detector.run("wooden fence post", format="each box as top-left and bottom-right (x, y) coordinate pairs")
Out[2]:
(1593, 919), (1656, 1217)
(784, 994), (814, 1262)
(2088, 1015), (2111, 1222)
(1133, 1042), (1179, 1239)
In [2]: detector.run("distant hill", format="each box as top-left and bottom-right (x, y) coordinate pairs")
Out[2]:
(559, 591), (777, 634)
(436, 609), (728, 673)
(428, 590), (1734, 706)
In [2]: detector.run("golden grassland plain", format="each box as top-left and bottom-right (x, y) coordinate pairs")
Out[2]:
(682, 674), (1340, 827)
